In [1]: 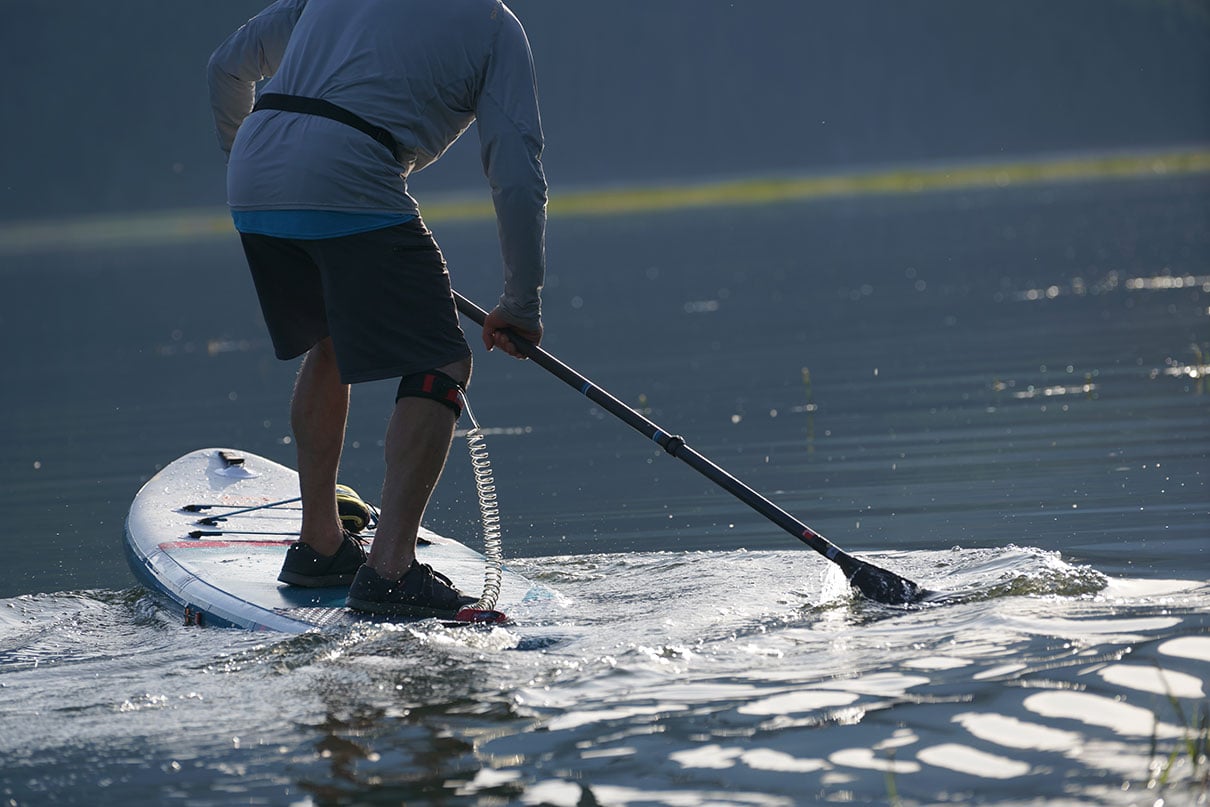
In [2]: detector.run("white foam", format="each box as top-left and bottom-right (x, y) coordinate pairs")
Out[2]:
(953, 711), (1083, 752)
(669, 744), (741, 770)
(1100, 577), (1202, 599)
(740, 748), (828, 773)
(1158, 635), (1210, 662)
(1023, 691), (1182, 739)
(737, 689), (858, 716)
(902, 655), (971, 670)
(829, 747), (922, 774)
(1010, 615), (1182, 639)
(546, 703), (687, 732)
(1098, 664), (1205, 699)
(916, 743), (1031, 778)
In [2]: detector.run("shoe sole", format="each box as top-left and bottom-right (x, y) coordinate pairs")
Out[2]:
(277, 570), (359, 588)
(344, 596), (463, 619)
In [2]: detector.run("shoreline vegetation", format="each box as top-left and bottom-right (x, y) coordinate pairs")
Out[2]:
(1, 145), (1207, 256)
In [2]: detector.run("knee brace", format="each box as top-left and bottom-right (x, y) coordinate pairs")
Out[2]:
(396, 370), (464, 417)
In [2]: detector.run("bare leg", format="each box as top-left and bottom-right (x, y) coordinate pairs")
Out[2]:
(291, 338), (349, 557)
(368, 357), (471, 581)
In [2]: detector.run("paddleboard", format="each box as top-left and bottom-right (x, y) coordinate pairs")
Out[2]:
(124, 448), (549, 632)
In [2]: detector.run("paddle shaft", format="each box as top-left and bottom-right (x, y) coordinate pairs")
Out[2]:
(454, 292), (872, 581)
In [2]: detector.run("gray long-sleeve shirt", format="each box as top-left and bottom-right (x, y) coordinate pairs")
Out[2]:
(207, 0), (547, 329)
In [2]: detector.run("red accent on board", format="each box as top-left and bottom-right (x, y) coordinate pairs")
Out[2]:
(158, 540), (294, 550)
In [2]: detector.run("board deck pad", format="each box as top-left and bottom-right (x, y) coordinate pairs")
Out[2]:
(124, 448), (548, 632)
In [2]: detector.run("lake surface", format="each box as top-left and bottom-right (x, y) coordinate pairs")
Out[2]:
(1, 168), (1208, 804)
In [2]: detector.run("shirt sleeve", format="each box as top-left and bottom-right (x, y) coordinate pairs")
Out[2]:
(207, 0), (307, 155)
(476, 5), (548, 331)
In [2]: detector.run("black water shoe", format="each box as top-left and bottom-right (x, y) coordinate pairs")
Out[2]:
(345, 561), (477, 618)
(277, 532), (367, 587)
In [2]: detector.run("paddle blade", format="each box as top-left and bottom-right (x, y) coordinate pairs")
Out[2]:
(848, 560), (928, 605)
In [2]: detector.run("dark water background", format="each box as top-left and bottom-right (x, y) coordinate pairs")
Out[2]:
(1, 2), (1209, 805)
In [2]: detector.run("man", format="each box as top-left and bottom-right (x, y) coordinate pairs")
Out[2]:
(207, 0), (547, 617)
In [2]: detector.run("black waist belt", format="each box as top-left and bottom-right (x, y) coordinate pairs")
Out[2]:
(253, 93), (399, 161)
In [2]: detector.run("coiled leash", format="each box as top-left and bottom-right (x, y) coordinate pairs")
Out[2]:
(451, 392), (510, 624)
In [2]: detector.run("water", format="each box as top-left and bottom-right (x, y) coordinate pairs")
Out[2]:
(2, 173), (1208, 804)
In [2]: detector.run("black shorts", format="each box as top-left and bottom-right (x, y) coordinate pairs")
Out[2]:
(239, 219), (471, 384)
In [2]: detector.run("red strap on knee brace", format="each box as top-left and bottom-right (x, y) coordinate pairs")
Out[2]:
(396, 371), (464, 417)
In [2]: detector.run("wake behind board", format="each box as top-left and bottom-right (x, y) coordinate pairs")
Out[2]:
(124, 448), (546, 632)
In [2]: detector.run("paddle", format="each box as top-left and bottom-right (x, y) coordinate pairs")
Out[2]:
(454, 292), (927, 605)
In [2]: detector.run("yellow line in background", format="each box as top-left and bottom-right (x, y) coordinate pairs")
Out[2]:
(1, 147), (1207, 255)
